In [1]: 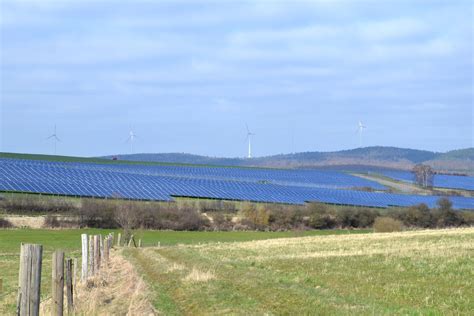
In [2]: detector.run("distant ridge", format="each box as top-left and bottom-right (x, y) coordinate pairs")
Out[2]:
(102, 147), (474, 174)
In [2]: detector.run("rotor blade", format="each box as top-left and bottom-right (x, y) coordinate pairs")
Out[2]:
(246, 123), (250, 133)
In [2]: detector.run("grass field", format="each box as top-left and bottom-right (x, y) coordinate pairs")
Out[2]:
(0, 228), (366, 314)
(125, 228), (474, 315)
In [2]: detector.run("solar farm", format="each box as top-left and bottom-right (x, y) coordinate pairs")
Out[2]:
(1, 157), (473, 209)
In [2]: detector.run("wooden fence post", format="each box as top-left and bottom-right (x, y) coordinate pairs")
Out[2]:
(103, 237), (109, 264)
(81, 234), (88, 281)
(117, 233), (121, 247)
(73, 258), (77, 287)
(99, 235), (104, 262)
(17, 243), (43, 316)
(138, 239), (142, 248)
(94, 235), (100, 272)
(66, 259), (74, 314)
(52, 250), (65, 316)
(88, 235), (94, 276)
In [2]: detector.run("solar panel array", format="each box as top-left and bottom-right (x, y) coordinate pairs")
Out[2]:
(378, 170), (474, 191)
(1, 158), (473, 210)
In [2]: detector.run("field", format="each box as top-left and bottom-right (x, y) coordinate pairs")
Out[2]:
(124, 228), (474, 315)
(0, 228), (365, 314)
(1, 228), (473, 315)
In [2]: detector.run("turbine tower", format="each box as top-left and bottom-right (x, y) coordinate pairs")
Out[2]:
(126, 126), (137, 154)
(245, 123), (255, 159)
(356, 121), (366, 148)
(47, 125), (61, 155)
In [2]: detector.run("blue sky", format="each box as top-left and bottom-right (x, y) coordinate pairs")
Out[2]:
(0, 0), (472, 157)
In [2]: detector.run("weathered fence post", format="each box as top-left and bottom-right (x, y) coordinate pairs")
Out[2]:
(73, 258), (77, 287)
(52, 250), (65, 316)
(103, 236), (109, 264)
(117, 233), (121, 247)
(99, 235), (104, 262)
(17, 243), (43, 316)
(88, 235), (94, 276)
(66, 259), (74, 314)
(81, 234), (88, 281)
(138, 239), (142, 248)
(94, 235), (100, 272)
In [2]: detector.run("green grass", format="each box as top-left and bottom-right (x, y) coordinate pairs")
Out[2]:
(124, 228), (474, 315)
(0, 228), (366, 314)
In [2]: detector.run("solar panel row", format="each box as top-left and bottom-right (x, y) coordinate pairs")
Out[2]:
(1, 158), (473, 210)
(378, 170), (474, 191)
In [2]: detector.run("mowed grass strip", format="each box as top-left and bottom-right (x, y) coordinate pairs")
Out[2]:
(124, 228), (474, 315)
(0, 228), (364, 314)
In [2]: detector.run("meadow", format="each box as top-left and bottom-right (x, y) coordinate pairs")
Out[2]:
(0, 228), (365, 314)
(125, 228), (474, 315)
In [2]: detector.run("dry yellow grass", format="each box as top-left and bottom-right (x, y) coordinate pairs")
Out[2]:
(183, 267), (216, 283)
(40, 249), (156, 316)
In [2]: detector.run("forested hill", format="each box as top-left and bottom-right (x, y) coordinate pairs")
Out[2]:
(103, 147), (474, 174)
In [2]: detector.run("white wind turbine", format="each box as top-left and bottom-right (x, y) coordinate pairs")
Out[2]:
(245, 123), (256, 159)
(125, 126), (138, 154)
(47, 125), (61, 155)
(356, 121), (366, 148)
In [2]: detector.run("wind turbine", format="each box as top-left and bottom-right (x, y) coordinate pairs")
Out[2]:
(245, 123), (255, 158)
(125, 126), (137, 154)
(356, 121), (366, 148)
(47, 125), (61, 155)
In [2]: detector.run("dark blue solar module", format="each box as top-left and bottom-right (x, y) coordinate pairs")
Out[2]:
(378, 170), (474, 191)
(1, 158), (473, 210)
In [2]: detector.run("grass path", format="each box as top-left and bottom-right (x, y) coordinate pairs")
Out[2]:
(125, 228), (474, 315)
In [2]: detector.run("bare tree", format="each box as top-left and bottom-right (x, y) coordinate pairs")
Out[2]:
(114, 202), (139, 231)
(412, 164), (434, 188)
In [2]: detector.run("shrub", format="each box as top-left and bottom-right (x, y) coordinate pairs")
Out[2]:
(209, 212), (234, 231)
(0, 195), (77, 214)
(240, 204), (270, 229)
(306, 204), (336, 229)
(388, 204), (433, 228)
(43, 214), (60, 228)
(78, 199), (118, 228)
(334, 207), (379, 228)
(0, 217), (13, 228)
(373, 217), (403, 233)
(433, 198), (464, 227)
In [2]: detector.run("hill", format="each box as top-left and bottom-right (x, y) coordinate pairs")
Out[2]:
(102, 146), (474, 173)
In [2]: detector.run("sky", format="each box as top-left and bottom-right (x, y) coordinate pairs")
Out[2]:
(0, 0), (472, 158)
